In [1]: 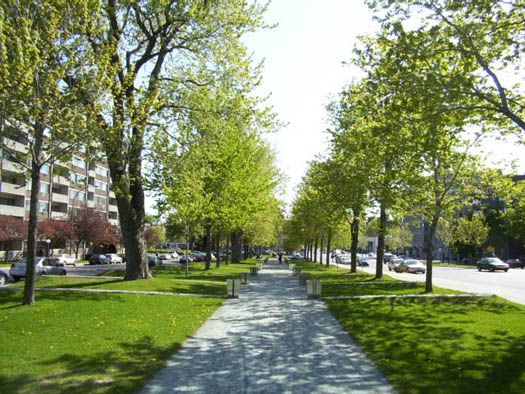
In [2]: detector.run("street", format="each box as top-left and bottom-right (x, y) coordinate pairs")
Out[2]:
(350, 259), (525, 305)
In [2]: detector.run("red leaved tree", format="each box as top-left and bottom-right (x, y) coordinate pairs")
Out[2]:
(70, 206), (121, 258)
(37, 219), (76, 255)
(0, 215), (27, 261)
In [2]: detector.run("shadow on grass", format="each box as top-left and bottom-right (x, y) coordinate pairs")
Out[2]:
(0, 336), (183, 394)
(327, 297), (525, 394)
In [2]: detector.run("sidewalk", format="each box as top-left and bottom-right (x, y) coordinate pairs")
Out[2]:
(141, 264), (395, 394)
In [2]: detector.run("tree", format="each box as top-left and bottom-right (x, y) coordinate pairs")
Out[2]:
(150, 58), (280, 269)
(85, 1), (270, 280)
(0, 0), (99, 304)
(144, 226), (165, 249)
(0, 215), (27, 262)
(37, 219), (76, 252)
(69, 205), (119, 258)
(366, 0), (525, 134)
(450, 213), (490, 259)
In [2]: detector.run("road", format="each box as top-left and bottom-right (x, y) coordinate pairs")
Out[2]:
(334, 258), (525, 305)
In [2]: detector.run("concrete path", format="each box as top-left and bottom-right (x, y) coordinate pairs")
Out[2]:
(142, 264), (395, 394)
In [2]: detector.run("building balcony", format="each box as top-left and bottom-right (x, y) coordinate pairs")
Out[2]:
(0, 205), (24, 217)
(108, 203), (118, 212)
(52, 175), (69, 185)
(52, 192), (69, 204)
(1, 159), (24, 174)
(87, 200), (94, 208)
(0, 182), (26, 196)
(51, 211), (69, 220)
(2, 137), (28, 153)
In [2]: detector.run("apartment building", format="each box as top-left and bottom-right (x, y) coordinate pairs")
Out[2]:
(0, 134), (119, 225)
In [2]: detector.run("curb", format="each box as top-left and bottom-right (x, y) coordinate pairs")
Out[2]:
(322, 293), (495, 300)
(0, 287), (227, 298)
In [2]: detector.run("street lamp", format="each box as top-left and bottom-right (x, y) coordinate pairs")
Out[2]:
(45, 239), (51, 257)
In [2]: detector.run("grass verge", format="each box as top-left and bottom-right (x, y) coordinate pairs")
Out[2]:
(0, 291), (222, 394)
(8, 276), (227, 296)
(327, 296), (525, 394)
(297, 258), (525, 393)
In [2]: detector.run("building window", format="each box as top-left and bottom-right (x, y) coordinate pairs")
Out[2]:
(38, 202), (49, 212)
(94, 180), (107, 191)
(69, 172), (86, 185)
(72, 156), (86, 169)
(40, 182), (50, 194)
(41, 164), (50, 175)
(95, 196), (106, 206)
(95, 166), (108, 177)
(69, 189), (86, 201)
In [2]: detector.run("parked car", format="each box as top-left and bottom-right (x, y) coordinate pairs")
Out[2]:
(105, 253), (123, 264)
(158, 253), (172, 261)
(397, 259), (426, 274)
(383, 253), (396, 264)
(357, 259), (370, 267)
(118, 254), (128, 263)
(336, 254), (351, 264)
(147, 254), (160, 267)
(505, 258), (524, 269)
(10, 257), (67, 281)
(388, 258), (404, 272)
(54, 253), (77, 266)
(179, 255), (193, 264)
(476, 257), (509, 272)
(89, 254), (108, 265)
(0, 270), (9, 286)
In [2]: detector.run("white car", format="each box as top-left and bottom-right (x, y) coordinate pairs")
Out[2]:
(105, 253), (123, 264)
(0, 269), (9, 286)
(336, 254), (351, 264)
(10, 257), (67, 281)
(54, 253), (77, 266)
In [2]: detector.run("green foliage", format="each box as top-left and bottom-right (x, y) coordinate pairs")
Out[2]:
(150, 59), (282, 246)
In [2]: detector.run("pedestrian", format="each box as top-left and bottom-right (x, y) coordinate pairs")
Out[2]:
(278, 252), (283, 264)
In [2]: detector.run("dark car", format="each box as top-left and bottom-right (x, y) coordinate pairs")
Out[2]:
(476, 257), (509, 272)
(89, 254), (108, 265)
(357, 259), (370, 267)
(147, 254), (159, 267)
(505, 259), (524, 269)
(179, 255), (193, 264)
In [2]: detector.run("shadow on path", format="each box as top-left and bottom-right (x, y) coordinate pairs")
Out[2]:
(142, 265), (395, 394)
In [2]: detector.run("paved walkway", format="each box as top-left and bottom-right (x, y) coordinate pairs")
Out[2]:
(141, 264), (395, 394)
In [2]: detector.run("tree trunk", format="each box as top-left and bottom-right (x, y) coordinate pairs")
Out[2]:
(23, 124), (44, 305)
(350, 210), (360, 273)
(204, 220), (212, 270)
(215, 233), (221, 268)
(313, 237), (318, 263)
(231, 231), (242, 264)
(106, 144), (149, 281)
(425, 215), (440, 293)
(326, 228), (332, 267)
(376, 204), (386, 279)
(319, 236), (324, 265)
(225, 236), (230, 265)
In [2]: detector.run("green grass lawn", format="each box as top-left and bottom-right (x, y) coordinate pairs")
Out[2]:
(327, 296), (525, 394)
(296, 259), (525, 393)
(150, 261), (257, 282)
(9, 275), (227, 296)
(0, 290), (223, 394)
(321, 281), (462, 297)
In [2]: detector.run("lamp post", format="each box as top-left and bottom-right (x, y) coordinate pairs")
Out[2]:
(45, 239), (51, 257)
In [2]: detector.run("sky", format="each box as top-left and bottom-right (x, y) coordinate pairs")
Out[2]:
(242, 0), (525, 210)
(243, 0), (376, 208)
